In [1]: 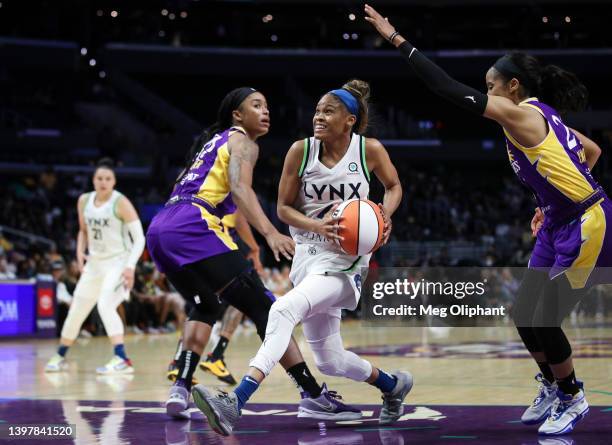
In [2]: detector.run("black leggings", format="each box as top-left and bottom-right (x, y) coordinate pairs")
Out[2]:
(166, 250), (273, 338)
(513, 269), (586, 364)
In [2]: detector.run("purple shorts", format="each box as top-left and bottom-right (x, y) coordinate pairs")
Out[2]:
(530, 198), (612, 288)
(146, 202), (238, 274)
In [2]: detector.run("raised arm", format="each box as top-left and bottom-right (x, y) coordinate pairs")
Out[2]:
(363, 4), (543, 141)
(277, 140), (344, 242)
(365, 138), (402, 244)
(228, 131), (294, 260)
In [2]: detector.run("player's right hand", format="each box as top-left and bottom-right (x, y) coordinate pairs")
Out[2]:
(77, 253), (88, 273)
(265, 232), (295, 261)
(531, 207), (544, 237)
(364, 4), (396, 41)
(312, 204), (345, 242)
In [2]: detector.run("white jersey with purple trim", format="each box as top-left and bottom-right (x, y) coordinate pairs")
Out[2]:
(289, 133), (371, 295)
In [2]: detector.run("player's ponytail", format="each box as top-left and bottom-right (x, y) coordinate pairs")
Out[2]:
(342, 79), (371, 134)
(539, 64), (588, 114)
(495, 52), (588, 114)
(176, 87), (258, 184)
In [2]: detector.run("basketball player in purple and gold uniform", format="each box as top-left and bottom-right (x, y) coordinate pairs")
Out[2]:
(366, 4), (611, 436)
(146, 87), (360, 421)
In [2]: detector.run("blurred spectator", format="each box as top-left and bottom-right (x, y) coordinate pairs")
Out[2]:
(154, 272), (186, 330)
(51, 259), (72, 334)
(65, 259), (80, 294)
(0, 253), (16, 280)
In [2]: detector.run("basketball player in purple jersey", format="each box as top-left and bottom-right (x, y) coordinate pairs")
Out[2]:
(192, 80), (409, 437)
(366, 4), (612, 436)
(146, 87), (360, 421)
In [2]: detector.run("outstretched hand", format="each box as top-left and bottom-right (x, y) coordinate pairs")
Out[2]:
(364, 4), (397, 42)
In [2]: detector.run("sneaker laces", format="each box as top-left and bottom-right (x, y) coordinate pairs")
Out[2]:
(532, 385), (547, 406)
(532, 374), (553, 406)
(216, 390), (235, 407)
(549, 395), (574, 421)
(325, 390), (343, 401)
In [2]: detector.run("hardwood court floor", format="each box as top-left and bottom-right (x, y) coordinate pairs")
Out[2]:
(3, 320), (612, 407)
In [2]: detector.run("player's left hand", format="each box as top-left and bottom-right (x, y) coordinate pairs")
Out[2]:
(378, 203), (392, 245)
(122, 267), (135, 291)
(246, 247), (264, 274)
(364, 4), (396, 41)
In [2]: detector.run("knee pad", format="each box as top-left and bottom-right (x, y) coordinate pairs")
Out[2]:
(264, 294), (309, 340)
(516, 326), (541, 353)
(533, 327), (572, 364)
(96, 298), (119, 315)
(219, 268), (278, 340)
(512, 269), (548, 327)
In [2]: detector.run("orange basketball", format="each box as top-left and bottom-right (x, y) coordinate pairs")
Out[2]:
(333, 199), (385, 256)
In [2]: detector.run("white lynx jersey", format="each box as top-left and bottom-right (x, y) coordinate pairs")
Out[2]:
(289, 133), (371, 285)
(83, 190), (129, 259)
(290, 132), (371, 247)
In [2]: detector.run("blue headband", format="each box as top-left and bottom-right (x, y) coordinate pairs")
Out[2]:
(329, 89), (359, 115)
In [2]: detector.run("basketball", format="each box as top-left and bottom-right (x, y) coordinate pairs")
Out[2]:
(333, 199), (385, 255)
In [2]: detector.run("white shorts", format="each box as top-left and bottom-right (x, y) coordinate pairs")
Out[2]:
(74, 255), (130, 302)
(289, 243), (369, 309)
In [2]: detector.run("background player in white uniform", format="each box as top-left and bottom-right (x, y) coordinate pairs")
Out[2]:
(45, 158), (145, 374)
(193, 80), (412, 436)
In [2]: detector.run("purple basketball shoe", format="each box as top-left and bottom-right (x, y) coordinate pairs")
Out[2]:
(298, 383), (362, 421)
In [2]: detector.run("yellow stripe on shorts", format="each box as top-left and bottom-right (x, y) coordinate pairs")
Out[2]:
(566, 202), (606, 289)
(192, 203), (238, 251)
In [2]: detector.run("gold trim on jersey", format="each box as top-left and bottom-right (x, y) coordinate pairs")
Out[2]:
(503, 98), (595, 203)
(221, 213), (237, 232)
(192, 203), (238, 251)
(197, 143), (231, 206)
(565, 203), (607, 289)
(195, 127), (245, 207)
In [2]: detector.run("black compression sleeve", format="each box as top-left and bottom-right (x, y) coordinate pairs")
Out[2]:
(398, 41), (488, 115)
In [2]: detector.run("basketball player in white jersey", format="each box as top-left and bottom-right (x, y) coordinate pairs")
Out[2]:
(192, 80), (413, 436)
(45, 158), (145, 374)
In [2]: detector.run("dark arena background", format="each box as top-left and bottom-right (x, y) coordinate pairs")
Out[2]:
(1, 1), (611, 444)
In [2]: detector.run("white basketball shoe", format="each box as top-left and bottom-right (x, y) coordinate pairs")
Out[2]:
(44, 353), (68, 372)
(538, 383), (589, 436)
(521, 373), (558, 425)
(96, 355), (134, 374)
